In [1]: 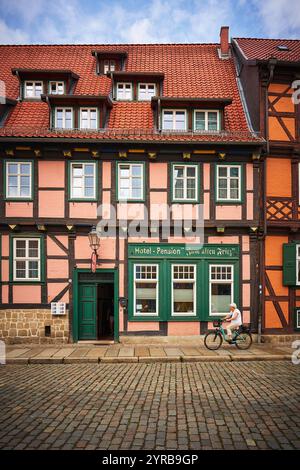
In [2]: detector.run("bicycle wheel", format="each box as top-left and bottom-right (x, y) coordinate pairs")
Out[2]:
(204, 332), (223, 350)
(235, 332), (252, 350)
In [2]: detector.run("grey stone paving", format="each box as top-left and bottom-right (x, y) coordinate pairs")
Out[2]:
(0, 362), (299, 450)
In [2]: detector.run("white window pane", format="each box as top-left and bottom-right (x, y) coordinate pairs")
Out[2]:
(211, 283), (231, 314)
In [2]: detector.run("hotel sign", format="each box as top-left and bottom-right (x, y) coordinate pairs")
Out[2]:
(128, 244), (239, 259)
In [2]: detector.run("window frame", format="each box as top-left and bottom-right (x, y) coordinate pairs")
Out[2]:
(116, 82), (133, 101)
(162, 109), (187, 131)
(296, 244), (300, 286)
(209, 264), (234, 316)
(215, 164), (243, 203)
(117, 162), (145, 202)
(171, 163), (199, 202)
(194, 109), (220, 132)
(104, 59), (116, 74)
(68, 161), (97, 201)
(48, 81), (65, 95)
(10, 236), (44, 283)
(79, 107), (99, 130)
(137, 83), (156, 101)
(171, 264), (197, 317)
(133, 263), (159, 317)
(54, 107), (74, 129)
(4, 160), (33, 201)
(24, 80), (43, 99)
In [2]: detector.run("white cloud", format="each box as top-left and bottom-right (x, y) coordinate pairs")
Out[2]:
(0, 19), (29, 43)
(252, 0), (300, 37)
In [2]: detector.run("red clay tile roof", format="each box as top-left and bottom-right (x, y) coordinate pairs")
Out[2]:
(0, 43), (262, 143)
(234, 38), (300, 63)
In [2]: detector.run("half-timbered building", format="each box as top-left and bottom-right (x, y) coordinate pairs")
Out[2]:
(233, 37), (300, 337)
(0, 28), (264, 343)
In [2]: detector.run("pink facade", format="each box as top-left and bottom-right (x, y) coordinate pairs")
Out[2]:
(69, 202), (97, 219)
(149, 163), (168, 188)
(38, 161), (65, 187)
(39, 191), (64, 218)
(6, 202), (33, 218)
(168, 322), (201, 336)
(215, 205), (242, 220)
(13, 285), (41, 303)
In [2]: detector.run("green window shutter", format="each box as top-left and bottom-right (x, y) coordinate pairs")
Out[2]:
(283, 243), (297, 286)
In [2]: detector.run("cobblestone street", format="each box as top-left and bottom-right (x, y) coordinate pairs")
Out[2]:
(0, 362), (299, 450)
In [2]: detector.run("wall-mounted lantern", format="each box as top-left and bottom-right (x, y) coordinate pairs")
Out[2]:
(88, 225), (100, 273)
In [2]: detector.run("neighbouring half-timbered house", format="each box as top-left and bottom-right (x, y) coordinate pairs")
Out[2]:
(233, 37), (300, 337)
(0, 28), (264, 344)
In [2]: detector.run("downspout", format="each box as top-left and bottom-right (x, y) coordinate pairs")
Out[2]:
(257, 58), (276, 343)
(157, 98), (161, 131)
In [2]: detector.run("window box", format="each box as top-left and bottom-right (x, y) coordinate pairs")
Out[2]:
(69, 162), (97, 200)
(24, 81), (43, 99)
(216, 164), (242, 203)
(116, 83), (133, 100)
(5, 161), (33, 200)
(162, 110), (187, 131)
(172, 163), (199, 202)
(117, 162), (145, 201)
(194, 110), (220, 131)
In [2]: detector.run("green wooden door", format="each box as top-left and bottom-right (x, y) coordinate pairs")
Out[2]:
(78, 284), (97, 340)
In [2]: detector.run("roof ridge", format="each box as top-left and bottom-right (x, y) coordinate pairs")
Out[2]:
(0, 42), (220, 47)
(234, 36), (300, 42)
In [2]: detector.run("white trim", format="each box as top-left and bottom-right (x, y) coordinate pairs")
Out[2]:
(133, 263), (159, 316)
(171, 264), (196, 316)
(209, 264), (234, 316)
(55, 107), (73, 129)
(13, 238), (40, 281)
(216, 165), (241, 202)
(70, 162), (96, 199)
(296, 244), (300, 286)
(194, 109), (220, 131)
(298, 163), (300, 205)
(6, 161), (32, 199)
(162, 109), (187, 131)
(116, 82), (133, 101)
(296, 309), (300, 329)
(137, 83), (156, 101)
(118, 162), (144, 201)
(49, 81), (65, 95)
(79, 107), (98, 129)
(172, 164), (198, 202)
(24, 80), (43, 99)
(104, 59), (116, 74)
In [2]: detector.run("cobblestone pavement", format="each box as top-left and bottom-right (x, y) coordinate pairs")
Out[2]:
(0, 362), (299, 450)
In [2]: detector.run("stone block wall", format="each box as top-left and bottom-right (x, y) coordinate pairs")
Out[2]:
(0, 309), (69, 344)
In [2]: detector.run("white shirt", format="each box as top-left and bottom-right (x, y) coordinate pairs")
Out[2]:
(229, 308), (242, 326)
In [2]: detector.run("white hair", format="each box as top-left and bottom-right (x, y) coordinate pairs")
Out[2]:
(229, 302), (237, 309)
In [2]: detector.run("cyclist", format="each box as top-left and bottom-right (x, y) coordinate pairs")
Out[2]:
(223, 302), (242, 342)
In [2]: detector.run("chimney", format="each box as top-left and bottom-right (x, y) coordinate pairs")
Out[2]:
(220, 26), (229, 58)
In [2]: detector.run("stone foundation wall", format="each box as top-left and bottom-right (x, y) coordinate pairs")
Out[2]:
(0, 309), (69, 344)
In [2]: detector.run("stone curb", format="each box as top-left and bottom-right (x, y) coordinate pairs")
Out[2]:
(3, 355), (289, 364)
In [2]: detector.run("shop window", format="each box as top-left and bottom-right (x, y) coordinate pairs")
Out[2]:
(172, 264), (196, 316)
(209, 264), (233, 315)
(133, 264), (158, 316)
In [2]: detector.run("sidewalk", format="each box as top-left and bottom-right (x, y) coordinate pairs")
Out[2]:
(4, 342), (293, 364)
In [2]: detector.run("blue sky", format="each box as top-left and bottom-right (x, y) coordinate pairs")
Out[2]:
(0, 0), (299, 44)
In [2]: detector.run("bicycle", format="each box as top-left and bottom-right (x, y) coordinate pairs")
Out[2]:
(204, 318), (252, 350)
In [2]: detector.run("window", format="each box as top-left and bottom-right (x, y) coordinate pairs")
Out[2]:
(296, 245), (300, 285)
(172, 265), (196, 316)
(49, 81), (64, 95)
(70, 162), (96, 199)
(134, 264), (158, 316)
(13, 238), (40, 281)
(24, 81), (43, 99)
(116, 83), (132, 100)
(104, 60), (116, 74)
(138, 83), (156, 101)
(55, 107), (73, 129)
(6, 162), (32, 199)
(118, 163), (144, 201)
(80, 108), (98, 129)
(209, 265), (233, 315)
(162, 110), (187, 131)
(194, 110), (220, 131)
(216, 165), (241, 202)
(172, 164), (198, 201)
(295, 309), (300, 330)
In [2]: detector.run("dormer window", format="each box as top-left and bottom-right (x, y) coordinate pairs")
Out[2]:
(55, 107), (73, 129)
(49, 81), (65, 95)
(79, 108), (98, 129)
(194, 110), (220, 131)
(116, 83), (133, 101)
(104, 60), (116, 74)
(138, 83), (156, 101)
(162, 110), (187, 131)
(24, 81), (43, 99)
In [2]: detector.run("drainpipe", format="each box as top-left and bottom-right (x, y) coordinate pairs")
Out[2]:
(157, 98), (161, 131)
(257, 59), (277, 343)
